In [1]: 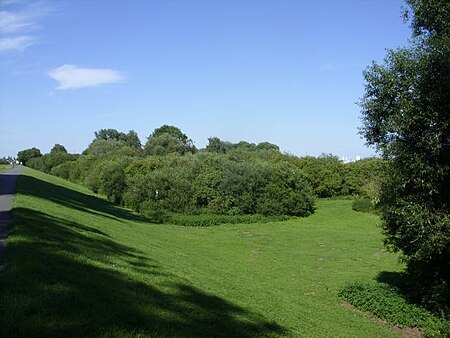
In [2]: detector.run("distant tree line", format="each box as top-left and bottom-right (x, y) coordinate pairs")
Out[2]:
(19, 125), (384, 219)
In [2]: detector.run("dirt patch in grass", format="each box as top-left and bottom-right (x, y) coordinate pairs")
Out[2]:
(341, 301), (423, 338)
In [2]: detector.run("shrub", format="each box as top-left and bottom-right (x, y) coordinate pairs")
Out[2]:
(352, 198), (375, 213)
(168, 213), (289, 227)
(139, 200), (170, 223)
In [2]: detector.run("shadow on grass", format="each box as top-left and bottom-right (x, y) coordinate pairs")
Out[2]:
(17, 174), (148, 223)
(0, 175), (286, 337)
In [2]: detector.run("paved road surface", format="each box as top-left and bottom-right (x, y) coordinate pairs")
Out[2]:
(0, 166), (23, 262)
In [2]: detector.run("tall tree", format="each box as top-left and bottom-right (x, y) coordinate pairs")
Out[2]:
(359, 0), (449, 311)
(94, 128), (125, 141)
(17, 147), (42, 165)
(124, 130), (142, 149)
(50, 144), (68, 154)
(145, 125), (196, 155)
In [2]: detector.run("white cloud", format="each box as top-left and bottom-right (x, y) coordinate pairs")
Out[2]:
(0, 0), (22, 6)
(48, 64), (124, 90)
(0, 10), (33, 34)
(0, 35), (35, 51)
(0, 3), (52, 53)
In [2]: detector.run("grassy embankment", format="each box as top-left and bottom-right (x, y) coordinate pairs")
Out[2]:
(0, 167), (405, 337)
(0, 164), (12, 173)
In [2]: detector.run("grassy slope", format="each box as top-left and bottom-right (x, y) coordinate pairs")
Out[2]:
(0, 168), (403, 337)
(0, 164), (12, 173)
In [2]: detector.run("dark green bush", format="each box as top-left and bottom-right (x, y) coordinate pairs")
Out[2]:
(352, 198), (375, 213)
(168, 213), (289, 227)
(139, 201), (171, 223)
(123, 153), (315, 217)
(339, 282), (448, 337)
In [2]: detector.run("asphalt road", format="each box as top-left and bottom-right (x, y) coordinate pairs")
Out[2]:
(0, 166), (23, 262)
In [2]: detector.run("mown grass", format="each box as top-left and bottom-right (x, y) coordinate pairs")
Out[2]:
(0, 164), (12, 173)
(0, 168), (406, 337)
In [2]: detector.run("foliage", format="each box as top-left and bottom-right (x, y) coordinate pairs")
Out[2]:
(28, 151), (78, 174)
(123, 152), (315, 217)
(50, 144), (67, 154)
(339, 282), (448, 337)
(167, 213), (289, 227)
(93, 157), (134, 204)
(295, 155), (347, 197)
(205, 137), (233, 154)
(352, 198), (375, 213)
(205, 137), (280, 154)
(94, 128), (142, 149)
(51, 155), (97, 183)
(23, 125), (383, 221)
(17, 147), (42, 165)
(345, 158), (386, 200)
(144, 125), (196, 156)
(84, 138), (125, 156)
(359, 0), (449, 312)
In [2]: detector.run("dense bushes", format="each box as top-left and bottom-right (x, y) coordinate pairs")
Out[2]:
(339, 282), (448, 337)
(21, 126), (385, 224)
(28, 152), (79, 174)
(352, 198), (375, 213)
(123, 152), (315, 217)
(292, 155), (385, 199)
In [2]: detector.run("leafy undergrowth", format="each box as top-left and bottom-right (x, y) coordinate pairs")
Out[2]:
(339, 282), (449, 337)
(143, 209), (290, 226)
(352, 197), (376, 213)
(0, 168), (406, 337)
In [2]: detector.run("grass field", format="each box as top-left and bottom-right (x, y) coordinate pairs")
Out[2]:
(0, 168), (405, 337)
(0, 164), (12, 173)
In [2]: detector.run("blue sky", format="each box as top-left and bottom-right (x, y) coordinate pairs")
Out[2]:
(1, 0), (411, 159)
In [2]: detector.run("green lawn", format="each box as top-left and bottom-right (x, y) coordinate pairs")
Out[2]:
(0, 168), (404, 337)
(0, 164), (12, 173)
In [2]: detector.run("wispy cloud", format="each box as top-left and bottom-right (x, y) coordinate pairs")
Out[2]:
(48, 64), (124, 90)
(0, 0), (22, 6)
(0, 35), (35, 51)
(0, 1), (52, 53)
(0, 10), (32, 34)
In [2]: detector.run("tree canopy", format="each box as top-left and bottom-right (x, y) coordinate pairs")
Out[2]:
(50, 144), (68, 154)
(359, 0), (449, 312)
(94, 128), (142, 149)
(145, 125), (196, 156)
(17, 147), (42, 165)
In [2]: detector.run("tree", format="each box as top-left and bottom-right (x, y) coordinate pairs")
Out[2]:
(94, 128), (124, 141)
(50, 144), (67, 154)
(256, 142), (280, 152)
(145, 125), (196, 155)
(359, 0), (449, 312)
(17, 147), (42, 165)
(205, 137), (232, 154)
(84, 139), (124, 156)
(124, 130), (142, 149)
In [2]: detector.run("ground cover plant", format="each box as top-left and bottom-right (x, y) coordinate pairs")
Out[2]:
(339, 282), (448, 337)
(0, 167), (414, 337)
